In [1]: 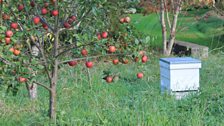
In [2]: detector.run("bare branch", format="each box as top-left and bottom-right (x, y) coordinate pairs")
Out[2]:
(0, 57), (11, 65)
(33, 37), (52, 81)
(170, 0), (175, 14)
(167, 0), (183, 55)
(59, 53), (132, 65)
(56, 41), (97, 58)
(164, 0), (171, 29)
(213, 6), (224, 16)
(33, 81), (52, 91)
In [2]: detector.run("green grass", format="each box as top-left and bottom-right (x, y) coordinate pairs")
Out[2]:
(1, 53), (224, 125)
(1, 8), (224, 125)
(131, 9), (224, 48)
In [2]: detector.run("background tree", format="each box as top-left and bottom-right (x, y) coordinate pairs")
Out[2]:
(160, 0), (183, 56)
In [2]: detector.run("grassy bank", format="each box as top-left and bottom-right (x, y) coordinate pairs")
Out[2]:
(131, 9), (224, 48)
(1, 52), (224, 125)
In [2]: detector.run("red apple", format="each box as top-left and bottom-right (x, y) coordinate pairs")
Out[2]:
(30, 1), (35, 7)
(101, 32), (108, 38)
(63, 22), (71, 28)
(137, 72), (143, 79)
(68, 60), (77, 67)
(33, 16), (40, 25)
(142, 55), (148, 63)
(81, 49), (88, 56)
(108, 46), (116, 53)
(41, 8), (48, 15)
(51, 10), (59, 16)
(10, 22), (18, 29)
(2, 14), (10, 20)
(97, 33), (101, 40)
(13, 49), (20, 56)
(120, 18), (125, 23)
(113, 59), (119, 65)
(42, 23), (48, 30)
(18, 4), (24, 11)
(85, 61), (93, 68)
(68, 18), (74, 24)
(70, 15), (76, 21)
(5, 37), (11, 44)
(134, 57), (139, 62)
(122, 59), (129, 64)
(5, 30), (13, 37)
(18, 77), (27, 83)
(124, 16), (131, 23)
(106, 76), (113, 83)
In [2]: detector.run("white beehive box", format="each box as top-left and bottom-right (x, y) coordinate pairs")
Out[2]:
(159, 57), (201, 99)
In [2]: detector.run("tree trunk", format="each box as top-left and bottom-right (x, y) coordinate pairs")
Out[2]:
(28, 84), (37, 99)
(160, 0), (168, 55)
(49, 31), (59, 123)
(49, 62), (58, 123)
(160, 0), (182, 56)
(166, 0), (182, 55)
(49, 0), (59, 121)
(28, 44), (39, 99)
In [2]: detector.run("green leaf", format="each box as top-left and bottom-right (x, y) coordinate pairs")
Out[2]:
(0, 26), (7, 31)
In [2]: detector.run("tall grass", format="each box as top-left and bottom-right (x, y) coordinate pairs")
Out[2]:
(1, 52), (224, 125)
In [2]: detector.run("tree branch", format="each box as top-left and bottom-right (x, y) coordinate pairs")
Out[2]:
(170, 0), (175, 14)
(58, 8), (92, 33)
(33, 37), (52, 81)
(0, 57), (11, 65)
(31, 0), (54, 32)
(59, 53), (131, 65)
(164, 0), (171, 29)
(167, 0), (183, 55)
(9, 7), (33, 54)
(56, 41), (97, 58)
(33, 81), (51, 91)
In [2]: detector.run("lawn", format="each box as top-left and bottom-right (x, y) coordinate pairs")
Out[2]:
(1, 8), (224, 126)
(131, 8), (224, 48)
(1, 52), (224, 125)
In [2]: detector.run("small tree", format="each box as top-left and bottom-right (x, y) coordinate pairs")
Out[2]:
(0, 0), (146, 123)
(159, 0), (183, 56)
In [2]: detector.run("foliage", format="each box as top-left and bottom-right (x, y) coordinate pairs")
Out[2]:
(0, 0), (148, 121)
(0, 0), (142, 91)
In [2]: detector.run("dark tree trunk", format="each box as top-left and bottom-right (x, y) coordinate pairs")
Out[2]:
(49, 31), (59, 123)
(49, 62), (58, 122)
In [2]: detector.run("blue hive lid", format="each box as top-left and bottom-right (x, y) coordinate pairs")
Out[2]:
(160, 57), (201, 64)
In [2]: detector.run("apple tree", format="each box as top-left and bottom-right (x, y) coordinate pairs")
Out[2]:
(0, 0), (148, 123)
